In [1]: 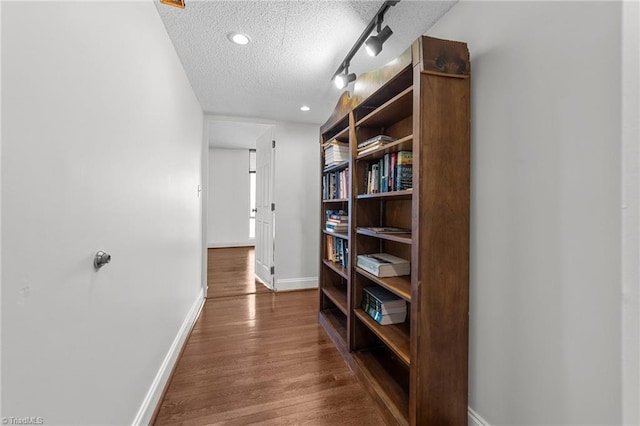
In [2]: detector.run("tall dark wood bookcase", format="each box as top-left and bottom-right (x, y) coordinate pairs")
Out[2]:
(318, 36), (470, 425)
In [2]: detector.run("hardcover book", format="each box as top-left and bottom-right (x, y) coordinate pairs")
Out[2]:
(361, 286), (407, 324)
(356, 253), (410, 277)
(357, 135), (395, 150)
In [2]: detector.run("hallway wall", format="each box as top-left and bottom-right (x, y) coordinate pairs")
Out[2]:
(429, 2), (624, 424)
(273, 123), (320, 290)
(207, 148), (253, 247)
(1, 1), (203, 424)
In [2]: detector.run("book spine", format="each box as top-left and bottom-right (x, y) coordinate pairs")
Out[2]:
(390, 152), (396, 192)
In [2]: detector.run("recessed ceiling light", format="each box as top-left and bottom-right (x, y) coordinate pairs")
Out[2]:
(227, 32), (250, 46)
(300, 106), (310, 112)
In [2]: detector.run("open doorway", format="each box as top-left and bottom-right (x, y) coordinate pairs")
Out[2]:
(205, 117), (274, 299)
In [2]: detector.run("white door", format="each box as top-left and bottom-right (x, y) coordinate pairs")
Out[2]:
(255, 127), (276, 289)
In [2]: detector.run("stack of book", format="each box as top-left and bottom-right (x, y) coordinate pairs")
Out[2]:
(357, 135), (395, 155)
(325, 210), (348, 234)
(326, 235), (348, 267)
(363, 150), (412, 194)
(356, 253), (410, 277)
(361, 286), (407, 325)
(323, 140), (349, 167)
(322, 168), (349, 200)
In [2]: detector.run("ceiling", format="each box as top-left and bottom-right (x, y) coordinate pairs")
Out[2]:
(156, 0), (455, 146)
(207, 118), (273, 149)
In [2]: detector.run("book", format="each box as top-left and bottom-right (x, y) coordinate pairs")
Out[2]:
(322, 168), (349, 199)
(326, 234), (348, 267)
(395, 151), (412, 191)
(361, 286), (407, 324)
(357, 143), (385, 156)
(356, 253), (410, 277)
(360, 227), (410, 234)
(362, 287), (406, 313)
(357, 135), (395, 150)
(389, 152), (397, 191)
(323, 140), (349, 167)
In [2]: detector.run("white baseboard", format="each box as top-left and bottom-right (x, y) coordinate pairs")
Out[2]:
(469, 407), (490, 426)
(132, 289), (205, 426)
(275, 277), (318, 292)
(207, 241), (255, 248)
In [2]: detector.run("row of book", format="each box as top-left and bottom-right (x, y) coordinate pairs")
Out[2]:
(356, 252), (410, 277)
(325, 209), (348, 234)
(357, 135), (395, 155)
(363, 151), (412, 194)
(322, 168), (349, 200)
(323, 140), (349, 167)
(361, 286), (407, 325)
(326, 234), (348, 268)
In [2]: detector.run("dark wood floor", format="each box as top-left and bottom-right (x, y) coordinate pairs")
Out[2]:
(207, 247), (270, 298)
(153, 291), (385, 425)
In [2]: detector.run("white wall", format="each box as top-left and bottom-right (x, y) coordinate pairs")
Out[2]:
(273, 123), (320, 290)
(1, 2), (203, 424)
(207, 148), (252, 247)
(622, 1), (640, 424)
(429, 2), (624, 424)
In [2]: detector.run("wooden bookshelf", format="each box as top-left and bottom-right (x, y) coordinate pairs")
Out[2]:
(323, 286), (348, 315)
(356, 135), (414, 162)
(355, 267), (411, 302)
(352, 349), (410, 426)
(322, 230), (348, 240)
(323, 160), (349, 173)
(323, 259), (348, 279)
(355, 87), (413, 128)
(356, 227), (412, 244)
(319, 308), (348, 351)
(318, 36), (470, 425)
(356, 189), (412, 200)
(354, 309), (410, 366)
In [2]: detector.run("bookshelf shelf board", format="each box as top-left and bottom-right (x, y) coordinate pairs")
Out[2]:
(356, 189), (413, 200)
(323, 160), (350, 174)
(322, 286), (348, 315)
(334, 126), (349, 141)
(354, 309), (410, 367)
(323, 259), (349, 279)
(355, 267), (412, 302)
(355, 87), (413, 129)
(352, 350), (409, 426)
(356, 135), (414, 162)
(356, 228), (412, 245)
(319, 309), (347, 349)
(322, 198), (349, 204)
(323, 230), (349, 240)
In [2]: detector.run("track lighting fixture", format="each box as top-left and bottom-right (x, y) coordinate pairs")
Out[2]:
(365, 25), (393, 57)
(334, 67), (357, 89)
(330, 1), (400, 88)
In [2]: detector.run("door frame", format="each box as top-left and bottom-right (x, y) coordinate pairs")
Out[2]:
(202, 115), (278, 297)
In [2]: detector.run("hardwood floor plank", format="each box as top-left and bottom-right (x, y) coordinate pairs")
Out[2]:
(207, 247), (270, 298)
(154, 290), (385, 425)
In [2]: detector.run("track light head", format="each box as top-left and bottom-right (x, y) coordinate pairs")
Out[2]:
(365, 25), (393, 57)
(334, 72), (357, 90)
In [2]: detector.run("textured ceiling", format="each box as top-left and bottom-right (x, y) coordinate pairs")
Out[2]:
(156, 0), (455, 126)
(207, 118), (273, 149)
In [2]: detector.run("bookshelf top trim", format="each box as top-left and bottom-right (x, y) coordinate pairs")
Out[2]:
(320, 36), (470, 135)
